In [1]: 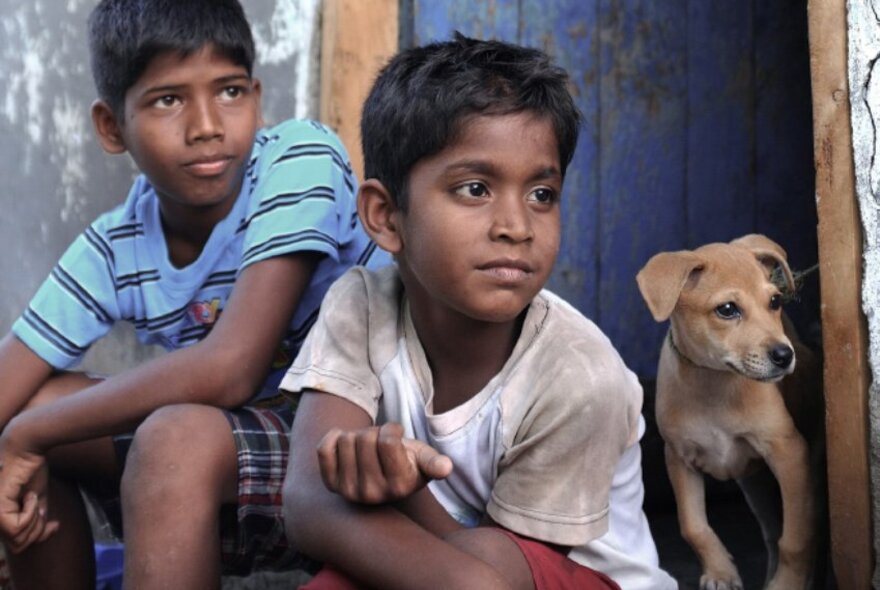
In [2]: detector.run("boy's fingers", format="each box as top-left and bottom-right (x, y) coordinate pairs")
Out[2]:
(353, 428), (388, 503)
(403, 439), (453, 480)
(12, 512), (45, 554)
(40, 520), (60, 543)
(9, 493), (39, 553)
(333, 431), (358, 499)
(376, 423), (409, 474)
(316, 428), (343, 493)
(376, 424), (414, 497)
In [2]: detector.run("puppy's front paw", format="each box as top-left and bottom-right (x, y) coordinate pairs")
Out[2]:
(699, 568), (743, 590)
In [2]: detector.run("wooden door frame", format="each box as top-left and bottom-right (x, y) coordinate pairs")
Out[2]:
(808, 0), (874, 588)
(318, 0), (399, 183)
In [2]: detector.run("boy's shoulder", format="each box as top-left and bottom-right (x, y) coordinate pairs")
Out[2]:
(87, 174), (153, 237)
(254, 118), (349, 159)
(503, 289), (642, 437)
(321, 265), (401, 326)
(528, 289), (631, 378)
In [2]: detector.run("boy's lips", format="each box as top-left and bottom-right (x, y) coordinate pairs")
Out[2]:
(184, 155), (234, 177)
(477, 259), (534, 282)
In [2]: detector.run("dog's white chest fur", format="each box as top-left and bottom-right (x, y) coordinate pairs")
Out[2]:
(663, 419), (761, 480)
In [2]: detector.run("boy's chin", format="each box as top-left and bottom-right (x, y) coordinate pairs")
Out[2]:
(463, 299), (534, 324)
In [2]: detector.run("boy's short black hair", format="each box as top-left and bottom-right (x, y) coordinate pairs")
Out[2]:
(88, 0), (256, 119)
(361, 33), (581, 209)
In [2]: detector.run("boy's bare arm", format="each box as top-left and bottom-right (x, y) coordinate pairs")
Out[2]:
(0, 253), (317, 547)
(0, 335), (55, 428)
(284, 392), (526, 590)
(3, 252), (318, 450)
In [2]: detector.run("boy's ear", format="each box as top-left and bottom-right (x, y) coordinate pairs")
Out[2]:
(357, 179), (403, 255)
(90, 100), (127, 154)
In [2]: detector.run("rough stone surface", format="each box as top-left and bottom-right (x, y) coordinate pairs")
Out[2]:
(846, 0), (880, 585)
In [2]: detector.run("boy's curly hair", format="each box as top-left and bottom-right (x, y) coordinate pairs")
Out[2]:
(88, 0), (255, 120)
(361, 32), (582, 209)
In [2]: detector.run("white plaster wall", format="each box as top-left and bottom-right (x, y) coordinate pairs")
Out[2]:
(846, 0), (880, 585)
(0, 0), (320, 374)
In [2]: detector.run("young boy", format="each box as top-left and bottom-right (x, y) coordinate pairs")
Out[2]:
(0, 0), (387, 588)
(281, 34), (677, 589)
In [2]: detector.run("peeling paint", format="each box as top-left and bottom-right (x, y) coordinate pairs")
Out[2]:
(0, 8), (50, 147)
(51, 96), (88, 223)
(250, 0), (319, 119)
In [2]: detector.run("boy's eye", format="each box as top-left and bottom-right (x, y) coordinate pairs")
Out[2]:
(454, 182), (489, 198)
(154, 95), (180, 108)
(528, 188), (556, 204)
(220, 86), (244, 101)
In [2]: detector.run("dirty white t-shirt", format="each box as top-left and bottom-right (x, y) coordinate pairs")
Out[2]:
(281, 266), (677, 589)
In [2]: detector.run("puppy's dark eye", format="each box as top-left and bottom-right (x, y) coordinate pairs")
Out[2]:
(769, 294), (782, 310)
(715, 302), (741, 319)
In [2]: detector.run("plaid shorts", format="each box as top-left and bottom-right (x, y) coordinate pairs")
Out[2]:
(110, 401), (318, 576)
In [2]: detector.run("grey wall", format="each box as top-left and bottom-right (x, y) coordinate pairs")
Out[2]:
(0, 0), (320, 373)
(847, 0), (880, 584)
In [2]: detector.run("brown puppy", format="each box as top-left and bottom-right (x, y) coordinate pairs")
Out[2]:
(637, 234), (823, 590)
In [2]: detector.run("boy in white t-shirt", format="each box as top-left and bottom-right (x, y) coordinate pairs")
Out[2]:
(281, 34), (677, 590)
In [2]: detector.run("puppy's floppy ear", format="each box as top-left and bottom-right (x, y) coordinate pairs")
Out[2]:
(730, 234), (795, 293)
(636, 251), (704, 322)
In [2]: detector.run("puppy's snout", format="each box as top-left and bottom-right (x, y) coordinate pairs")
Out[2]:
(768, 344), (794, 369)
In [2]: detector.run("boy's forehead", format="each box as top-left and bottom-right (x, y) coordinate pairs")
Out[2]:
(135, 44), (248, 86)
(440, 112), (561, 168)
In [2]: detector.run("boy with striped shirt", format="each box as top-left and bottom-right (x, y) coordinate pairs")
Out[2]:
(0, 0), (387, 588)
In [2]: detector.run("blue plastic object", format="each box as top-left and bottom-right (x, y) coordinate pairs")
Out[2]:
(95, 543), (124, 590)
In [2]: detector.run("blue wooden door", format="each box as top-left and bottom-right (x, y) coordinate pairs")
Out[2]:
(404, 0), (817, 378)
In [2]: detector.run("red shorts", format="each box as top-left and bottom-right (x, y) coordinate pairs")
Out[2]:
(299, 530), (621, 590)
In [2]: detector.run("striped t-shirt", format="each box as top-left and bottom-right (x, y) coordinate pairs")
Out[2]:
(13, 118), (390, 404)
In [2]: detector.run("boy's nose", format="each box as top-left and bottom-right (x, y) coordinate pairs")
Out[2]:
(187, 100), (224, 143)
(489, 196), (532, 242)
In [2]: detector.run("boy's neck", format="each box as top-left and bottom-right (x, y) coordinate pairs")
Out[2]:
(159, 199), (234, 268)
(409, 301), (525, 415)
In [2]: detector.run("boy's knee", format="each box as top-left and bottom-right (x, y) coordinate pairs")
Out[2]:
(127, 404), (202, 462)
(122, 404), (236, 500)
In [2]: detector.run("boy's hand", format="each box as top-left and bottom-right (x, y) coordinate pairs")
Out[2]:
(317, 422), (453, 504)
(0, 444), (58, 553)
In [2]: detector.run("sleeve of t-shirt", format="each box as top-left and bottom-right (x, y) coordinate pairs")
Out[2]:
(239, 120), (358, 271)
(487, 311), (643, 547)
(279, 266), (399, 418)
(12, 225), (120, 369)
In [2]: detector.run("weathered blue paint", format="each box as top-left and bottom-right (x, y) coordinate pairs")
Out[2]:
(407, 0), (818, 378)
(521, 0), (601, 320)
(413, 0), (519, 43)
(687, 1), (755, 246)
(597, 0), (689, 374)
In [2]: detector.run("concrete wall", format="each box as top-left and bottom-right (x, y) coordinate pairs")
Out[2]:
(846, 0), (880, 584)
(0, 0), (319, 374)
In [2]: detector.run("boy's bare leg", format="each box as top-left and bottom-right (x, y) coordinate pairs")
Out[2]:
(121, 403), (238, 589)
(5, 373), (121, 590)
